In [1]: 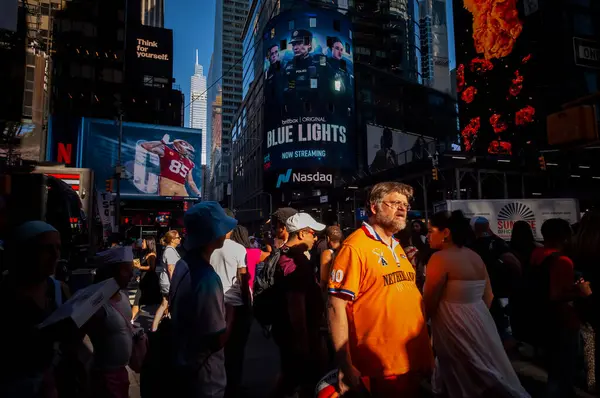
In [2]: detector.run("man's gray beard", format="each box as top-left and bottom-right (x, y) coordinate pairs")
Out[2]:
(374, 212), (406, 234)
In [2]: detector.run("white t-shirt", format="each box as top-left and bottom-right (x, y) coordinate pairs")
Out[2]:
(209, 239), (247, 306)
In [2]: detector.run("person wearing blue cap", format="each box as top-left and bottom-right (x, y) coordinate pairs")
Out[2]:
(168, 201), (237, 397)
(0, 220), (69, 397)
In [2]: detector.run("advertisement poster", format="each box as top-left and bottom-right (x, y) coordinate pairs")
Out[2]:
(453, 0), (537, 155)
(439, 199), (579, 240)
(96, 192), (116, 239)
(262, 9), (355, 183)
(366, 124), (435, 173)
(80, 118), (202, 200)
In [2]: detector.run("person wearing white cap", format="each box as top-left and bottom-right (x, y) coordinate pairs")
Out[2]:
(0, 220), (67, 397)
(270, 212), (326, 397)
(84, 246), (134, 398)
(168, 202), (237, 398)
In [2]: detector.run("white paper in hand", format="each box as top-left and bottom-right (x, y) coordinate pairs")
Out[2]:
(38, 278), (120, 329)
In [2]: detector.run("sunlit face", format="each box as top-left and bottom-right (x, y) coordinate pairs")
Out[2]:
(292, 41), (311, 57)
(427, 225), (448, 250)
(371, 192), (410, 234)
(328, 238), (342, 251)
(299, 228), (318, 250)
(269, 46), (279, 64)
(332, 41), (344, 60)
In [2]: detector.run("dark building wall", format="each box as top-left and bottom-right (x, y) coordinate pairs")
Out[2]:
(0, 8), (27, 123)
(48, 0), (182, 162)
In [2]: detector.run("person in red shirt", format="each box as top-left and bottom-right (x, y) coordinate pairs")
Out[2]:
(141, 134), (201, 197)
(530, 218), (590, 398)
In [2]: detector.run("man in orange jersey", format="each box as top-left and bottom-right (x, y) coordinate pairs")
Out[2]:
(327, 182), (434, 396)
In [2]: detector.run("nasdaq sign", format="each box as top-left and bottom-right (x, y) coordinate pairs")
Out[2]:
(275, 169), (333, 188)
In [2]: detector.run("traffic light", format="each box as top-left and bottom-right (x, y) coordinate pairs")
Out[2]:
(105, 178), (113, 192)
(432, 168), (439, 181)
(538, 155), (546, 171)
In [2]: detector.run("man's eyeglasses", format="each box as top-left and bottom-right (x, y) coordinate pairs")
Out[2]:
(382, 201), (411, 211)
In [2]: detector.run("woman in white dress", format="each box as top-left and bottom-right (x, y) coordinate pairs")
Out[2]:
(423, 210), (530, 398)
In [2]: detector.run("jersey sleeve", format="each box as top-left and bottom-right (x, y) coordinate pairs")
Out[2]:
(328, 244), (362, 300)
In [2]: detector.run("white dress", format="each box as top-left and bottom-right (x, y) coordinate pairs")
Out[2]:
(431, 280), (530, 398)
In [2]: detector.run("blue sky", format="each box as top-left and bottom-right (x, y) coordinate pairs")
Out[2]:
(165, 0), (216, 128)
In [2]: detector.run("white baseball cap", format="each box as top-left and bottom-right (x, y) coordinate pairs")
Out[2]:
(286, 213), (326, 233)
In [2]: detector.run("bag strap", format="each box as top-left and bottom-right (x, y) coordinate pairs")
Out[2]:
(110, 294), (135, 335)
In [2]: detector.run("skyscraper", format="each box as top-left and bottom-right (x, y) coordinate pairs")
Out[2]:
(189, 50), (208, 165)
(141, 0), (164, 28)
(206, 0), (248, 203)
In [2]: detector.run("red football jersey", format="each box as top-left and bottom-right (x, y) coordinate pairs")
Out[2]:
(159, 145), (195, 185)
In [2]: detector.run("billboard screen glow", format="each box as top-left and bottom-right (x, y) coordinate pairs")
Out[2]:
(79, 118), (202, 200)
(262, 9), (355, 188)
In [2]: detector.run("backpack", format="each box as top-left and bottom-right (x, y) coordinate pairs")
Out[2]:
(510, 252), (561, 345)
(252, 248), (282, 328)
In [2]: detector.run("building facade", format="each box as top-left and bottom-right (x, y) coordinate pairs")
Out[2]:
(229, 0), (458, 229)
(140, 0), (164, 28)
(47, 0), (184, 164)
(189, 49), (207, 165)
(206, 0), (248, 203)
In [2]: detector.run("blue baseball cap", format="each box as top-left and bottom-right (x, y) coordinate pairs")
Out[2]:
(15, 221), (58, 243)
(184, 202), (238, 250)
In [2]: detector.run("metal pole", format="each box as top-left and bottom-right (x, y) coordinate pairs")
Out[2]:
(267, 192), (272, 216)
(455, 169), (461, 200)
(353, 191), (357, 228)
(422, 175), (429, 223)
(115, 112), (123, 230)
(477, 170), (482, 199)
(503, 172), (508, 199)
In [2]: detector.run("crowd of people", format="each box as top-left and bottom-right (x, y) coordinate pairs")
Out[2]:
(0, 181), (598, 398)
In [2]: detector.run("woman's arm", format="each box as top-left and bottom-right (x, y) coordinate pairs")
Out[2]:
(423, 253), (448, 319)
(259, 250), (270, 262)
(320, 250), (333, 292)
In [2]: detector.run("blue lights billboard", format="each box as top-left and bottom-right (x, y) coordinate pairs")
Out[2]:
(79, 118), (202, 200)
(262, 9), (355, 188)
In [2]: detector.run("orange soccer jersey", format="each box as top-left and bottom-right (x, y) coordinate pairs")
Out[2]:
(328, 223), (433, 378)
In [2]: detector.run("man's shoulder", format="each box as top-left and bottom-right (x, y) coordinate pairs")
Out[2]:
(342, 228), (371, 250)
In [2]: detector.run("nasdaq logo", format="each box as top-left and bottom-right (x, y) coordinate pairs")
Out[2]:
(276, 169), (292, 188)
(276, 169), (333, 188)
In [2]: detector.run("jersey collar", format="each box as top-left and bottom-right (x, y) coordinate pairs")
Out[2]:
(361, 222), (399, 250)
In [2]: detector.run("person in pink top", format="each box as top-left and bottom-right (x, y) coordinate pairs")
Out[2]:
(230, 225), (270, 296)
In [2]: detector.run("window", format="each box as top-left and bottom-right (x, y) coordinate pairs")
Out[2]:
(81, 64), (92, 78)
(310, 17), (317, 28)
(310, 78), (318, 88)
(289, 20), (295, 30)
(25, 66), (35, 81)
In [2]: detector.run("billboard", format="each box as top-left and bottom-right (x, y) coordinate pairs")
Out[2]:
(127, 25), (173, 83)
(262, 9), (355, 188)
(79, 118), (202, 200)
(453, 0), (537, 155)
(366, 124), (435, 173)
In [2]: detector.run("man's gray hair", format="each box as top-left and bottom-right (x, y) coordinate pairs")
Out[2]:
(367, 182), (413, 215)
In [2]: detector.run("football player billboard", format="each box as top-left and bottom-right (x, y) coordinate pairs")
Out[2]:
(79, 118), (202, 199)
(262, 9), (355, 182)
